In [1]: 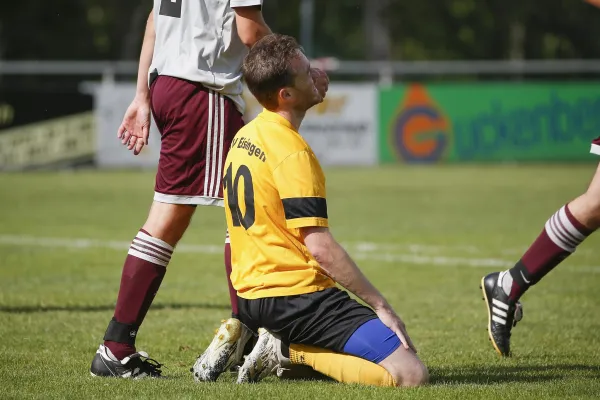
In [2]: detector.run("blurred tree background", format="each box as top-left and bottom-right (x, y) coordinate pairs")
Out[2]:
(1, 0), (599, 62)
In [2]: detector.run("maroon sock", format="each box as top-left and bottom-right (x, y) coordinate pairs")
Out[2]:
(508, 204), (593, 301)
(224, 232), (239, 317)
(104, 229), (173, 360)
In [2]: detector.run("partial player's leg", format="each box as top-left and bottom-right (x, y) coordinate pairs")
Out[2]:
(189, 84), (253, 382)
(236, 288), (428, 387)
(481, 161), (600, 356)
(91, 76), (243, 378)
(90, 201), (195, 378)
(237, 328), (399, 386)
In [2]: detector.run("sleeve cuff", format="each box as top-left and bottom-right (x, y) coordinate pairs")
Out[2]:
(286, 217), (329, 230)
(231, 0), (262, 7)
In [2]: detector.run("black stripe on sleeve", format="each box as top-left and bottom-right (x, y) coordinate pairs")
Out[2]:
(282, 197), (328, 220)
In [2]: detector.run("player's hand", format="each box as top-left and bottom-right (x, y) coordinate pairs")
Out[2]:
(310, 67), (329, 103)
(117, 96), (151, 156)
(584, 0), (600, 8)
(375, 305), (418, 353)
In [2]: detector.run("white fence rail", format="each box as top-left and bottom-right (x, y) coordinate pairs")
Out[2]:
(2, 60), (600, 83)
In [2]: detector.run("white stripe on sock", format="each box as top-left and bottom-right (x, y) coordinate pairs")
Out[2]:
(550, 213), (577, 250)
(492, 307), (508, 318)
(558, 206), (586, 241)
(545, 218), (574, 252)
(132, 238), (172, 258)
(128, 248), (169, 267)
(136, 231), (173, 252)
(492, 298), (509, 310)
(130, 244), (170, 263)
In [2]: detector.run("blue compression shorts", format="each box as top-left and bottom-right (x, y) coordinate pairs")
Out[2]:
(343, 318), (401, 363)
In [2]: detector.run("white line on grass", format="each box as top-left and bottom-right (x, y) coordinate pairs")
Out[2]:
(1, 234), (598, 273)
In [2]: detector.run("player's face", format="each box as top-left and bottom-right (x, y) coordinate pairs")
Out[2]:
(287, 52), (321, 111)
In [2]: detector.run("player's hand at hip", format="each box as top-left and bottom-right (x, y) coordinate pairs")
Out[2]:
(585, 0), (600, 8)
(375, 305), (418, 353)
(310, 67), (329, 103)
(117, 96), (151, 156)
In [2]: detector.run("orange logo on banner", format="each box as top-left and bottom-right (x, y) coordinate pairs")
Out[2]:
(391, 84), (451, 163)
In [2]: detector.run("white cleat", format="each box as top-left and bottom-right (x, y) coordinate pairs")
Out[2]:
(236, 328), (282, 384)
(192, 318), (253, 382)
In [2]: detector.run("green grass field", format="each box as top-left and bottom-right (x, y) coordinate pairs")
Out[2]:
(1, 165), (599, 399)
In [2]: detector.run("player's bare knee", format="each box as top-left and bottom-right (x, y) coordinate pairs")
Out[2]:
(570, 193), (600, 229)
(381, 349), (428, 388)
(391, 360), (428, 387)
(143, 202), (196, 246)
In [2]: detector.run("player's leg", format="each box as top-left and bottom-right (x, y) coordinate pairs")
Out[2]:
(191, 89), (254, 382)
(91, 76), (224, 378)
(237, 288), (428, 387)
(90, 202), (195, 378)
(481, 161), (600, 356)
(237, 328), (399, 386)
(283, 318), (427, 387)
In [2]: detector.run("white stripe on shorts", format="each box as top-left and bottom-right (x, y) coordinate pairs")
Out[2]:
(213, 94), (226, 198)
(209, 93), (221, 198)
(204, 90), (214, 197)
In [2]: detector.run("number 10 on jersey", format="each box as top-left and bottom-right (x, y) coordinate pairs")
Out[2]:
(224, 163), (255, 230)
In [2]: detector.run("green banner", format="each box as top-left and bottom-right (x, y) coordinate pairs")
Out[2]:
(379, 83), (600, 163)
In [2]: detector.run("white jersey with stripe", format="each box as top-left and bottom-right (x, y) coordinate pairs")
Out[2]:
(150, 0), (262, 113)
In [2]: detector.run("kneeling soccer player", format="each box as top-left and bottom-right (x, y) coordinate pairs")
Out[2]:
(223, 33), (429, 387)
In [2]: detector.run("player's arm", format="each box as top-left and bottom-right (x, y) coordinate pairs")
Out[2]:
(301, 227), (415, 352)
(118, 10), (155, 154)
(585, 0), (600, 8)
(135, 10), (156, 101)
(274, 151), (416, 352)
(302, 227), (390, 311)
(232, 2), (272, 47)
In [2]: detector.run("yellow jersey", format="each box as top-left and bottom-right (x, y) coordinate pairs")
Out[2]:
(223, 109), (336, 299)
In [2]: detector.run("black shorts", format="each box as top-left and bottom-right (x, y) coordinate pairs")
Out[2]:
(238, 288), (377, 353)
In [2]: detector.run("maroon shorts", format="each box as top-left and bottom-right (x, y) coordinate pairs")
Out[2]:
(150, 75), (244, 206)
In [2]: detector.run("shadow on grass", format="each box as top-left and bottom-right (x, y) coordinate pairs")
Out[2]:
(0, 302), (230, 314)
(431, 364), (600, 385)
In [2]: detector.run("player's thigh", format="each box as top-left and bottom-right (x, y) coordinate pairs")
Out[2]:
(250, 288), (381, 353)
(142, 201), (196, 246)
(568, 162), (600, 227)
(342, 317), (427, 386)
(150, 76), (244, 206)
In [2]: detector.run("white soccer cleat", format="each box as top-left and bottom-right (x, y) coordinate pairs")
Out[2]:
(236, 328), (282, 384)
(191, 318), (253, 382)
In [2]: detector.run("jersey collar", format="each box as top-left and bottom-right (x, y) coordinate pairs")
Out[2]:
(258, 109), (296, 131)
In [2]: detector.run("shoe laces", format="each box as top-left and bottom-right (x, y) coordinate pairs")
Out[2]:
(127, 354), (163, 377)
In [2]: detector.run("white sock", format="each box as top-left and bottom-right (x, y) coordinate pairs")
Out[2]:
(498, 270), (513, 297)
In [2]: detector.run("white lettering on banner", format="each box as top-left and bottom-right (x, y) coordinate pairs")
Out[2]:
(244, 84), (378, 166)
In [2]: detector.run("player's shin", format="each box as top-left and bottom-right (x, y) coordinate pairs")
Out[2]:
(287, 344), (396, 387)
(501, 203), (593, 301)
(104, 229), (172, 359)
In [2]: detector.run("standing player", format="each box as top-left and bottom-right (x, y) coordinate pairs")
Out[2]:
(89, 0), (273, 378)
(223, 34), (429, 387)
(481, 147), (599, 357)
(481, 0), (600, 358)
